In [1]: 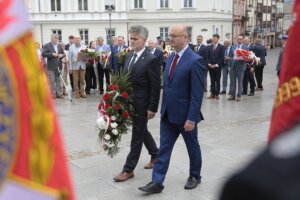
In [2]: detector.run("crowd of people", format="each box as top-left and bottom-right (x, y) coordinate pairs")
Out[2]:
(37, 30), (271, 102)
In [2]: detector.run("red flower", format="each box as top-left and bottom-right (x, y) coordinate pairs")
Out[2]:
(110, 85), (119, 91)
(98, 103), (103, 110)
(80, 49), (85, 52)
(122, 111), (129, 119)
(104, 103), (110, 110)
(113, 103), (121, 110)
(102, 93), (111, 101)
(121, 92), (129, 99)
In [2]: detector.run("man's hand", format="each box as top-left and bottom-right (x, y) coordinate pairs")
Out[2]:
(52, 53), (58, 57)
(58, 54), (64, 58)
(184, 121), (195, 132)
(250, 67), (255, 73)
(147, 111), (155, 120)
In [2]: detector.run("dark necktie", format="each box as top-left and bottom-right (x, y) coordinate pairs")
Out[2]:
(168, 54), (179, 80)
(128, 53), (137, 70)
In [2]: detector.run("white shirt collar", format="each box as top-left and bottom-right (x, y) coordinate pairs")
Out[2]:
(176, 45), (189, 58)
(134, 47), (146, 59)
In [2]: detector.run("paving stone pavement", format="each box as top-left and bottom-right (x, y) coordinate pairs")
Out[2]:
(55, 48), (281, 200)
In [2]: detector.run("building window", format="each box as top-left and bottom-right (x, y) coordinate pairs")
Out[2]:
(134, 0), (143, 9)
(160, 0), (169, 8)
(105, 0), (116, 10)
(106, 28), (116, 45)
(78, 0), (88, 11)
(52, 29), (62, 42)
(187, 26), (192, 40)
(184, 0), (193, 8)
(160, 27), (169, 42)
(79, 29), (89, 45)
(51, 0), (61, 11)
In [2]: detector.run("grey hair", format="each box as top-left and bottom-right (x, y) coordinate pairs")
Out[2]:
(97, 36), (104, 41)
(129, 25), (149, 39)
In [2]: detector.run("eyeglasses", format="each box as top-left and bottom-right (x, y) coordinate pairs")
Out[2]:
(168, 34), (185, 39)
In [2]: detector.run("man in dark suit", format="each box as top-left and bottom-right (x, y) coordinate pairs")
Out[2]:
(252, 37), (267, 91)
(228, 35), (249, 101)
(139, 24), (205, 194)
(148, 39), (164, 67)
(207, 34), (224, 99)
(242, 37), (256, 96)
(110, 36), (128, 72)
(42, 34), (65, 99)
(195, 35), (208, 92)
(113, 25), (161, 182)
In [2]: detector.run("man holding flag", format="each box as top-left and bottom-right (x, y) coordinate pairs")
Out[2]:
(220, 1), (300, 199)
(0, 0), (74, 199)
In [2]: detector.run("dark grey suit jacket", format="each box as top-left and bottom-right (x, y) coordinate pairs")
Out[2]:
(124, 49), (161, 115)
(42, 42), (64, 71)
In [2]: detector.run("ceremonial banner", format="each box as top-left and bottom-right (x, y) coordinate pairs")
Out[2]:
(269, 0), (300, 142)
(0, 0), (75, 199)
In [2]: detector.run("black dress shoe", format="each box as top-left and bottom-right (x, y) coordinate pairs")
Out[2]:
(248, 92), (254, 96)
(138, 182), (164, 194)
(184, 176), (201, 190)
(220, 91), (226, 95)
(241, 91), (247, 95)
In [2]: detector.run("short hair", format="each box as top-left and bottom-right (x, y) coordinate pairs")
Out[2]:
(197, 35), (203, 38)
(118, 36), (125, 40)
(129, 25), (149, 39)
(68, 35), (74, 39)
(74, 34), (81, 39)
(51, 33), (59, 38)
(212, 34), (220, 39)
(97, 36), (104, 41)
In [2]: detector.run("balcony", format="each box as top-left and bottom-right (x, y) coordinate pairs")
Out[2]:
(276, 13), (284, 18)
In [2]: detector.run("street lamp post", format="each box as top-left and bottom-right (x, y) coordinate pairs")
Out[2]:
(107, 5), (112, 44)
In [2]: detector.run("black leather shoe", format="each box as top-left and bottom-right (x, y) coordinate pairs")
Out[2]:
(184, 176), (201, 190)
(241, 91), (247, 95)
(220, 91), (226, 95)
(248, 92), (254, 96)
(138, 182), (164, 194)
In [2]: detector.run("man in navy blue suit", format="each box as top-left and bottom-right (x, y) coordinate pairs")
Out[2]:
(195, 35), (208, 92)
(110, 36), (128, 72)
(138, 24), (205, 194)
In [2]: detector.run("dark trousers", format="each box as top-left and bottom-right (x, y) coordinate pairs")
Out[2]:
(123, 112), (158, 172)
(69, 74), (74, 91)
(152, 114), (202, 186)
(209, 67), (221, 96)
(243, 67), (256, 94)
(85, 64), (97, 93)
(97, 63), (110, 92)
(255, 65), (265, 88)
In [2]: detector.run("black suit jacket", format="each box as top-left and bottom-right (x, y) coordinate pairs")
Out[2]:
(196, 44), (208, 67)
(42, 42), (64, 71)
(252, 44), (267, 66)
(208, 43), (225, 67)
(152, 48), (164, 67)
(124, 49), (161, 114)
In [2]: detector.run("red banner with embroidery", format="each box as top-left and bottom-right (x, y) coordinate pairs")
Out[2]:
(269, 0), (300, 142)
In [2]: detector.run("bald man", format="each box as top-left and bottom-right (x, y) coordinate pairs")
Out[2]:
(139, 24), (205, 194)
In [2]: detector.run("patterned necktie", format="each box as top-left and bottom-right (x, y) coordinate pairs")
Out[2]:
(213, 44), (216, 51)
(128, 53), (137, 70)
(168, 54), (180, 80)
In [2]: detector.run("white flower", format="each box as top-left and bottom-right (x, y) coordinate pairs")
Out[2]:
(110, 122), (118, 129)
(108, 143), (115, 148)
(112, 129), (118, 135)
(96, 116), (107, 129)
(104, 134), (111, 140)
(111, 116), (116, 121)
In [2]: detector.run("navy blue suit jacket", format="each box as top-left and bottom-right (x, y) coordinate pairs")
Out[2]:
(110, 45), (128, 71)
(161, 47), (205, 124)
(196, 44), (208, 67)
(252, 44), (267, 66)
(207, 43), (225, 68)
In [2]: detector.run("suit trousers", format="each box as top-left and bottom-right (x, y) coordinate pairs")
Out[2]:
(72, 68), (86, 96)
(47, 69), (62, 97)
(255, 65), (265, 89)
(123, 112), (158, 172)
(97, 63), (110, 92)
(203, 68), (208, 91)
(243, 67), (256, 94)
(85, 64), (97, 93)
(230, 61), (246, 97)
(222, 64), (229, 92)
(152, 114), (202, 186)
(209, 67), (221, 96)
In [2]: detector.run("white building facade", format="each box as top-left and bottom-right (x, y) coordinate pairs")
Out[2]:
(27, 0), (233, 45)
